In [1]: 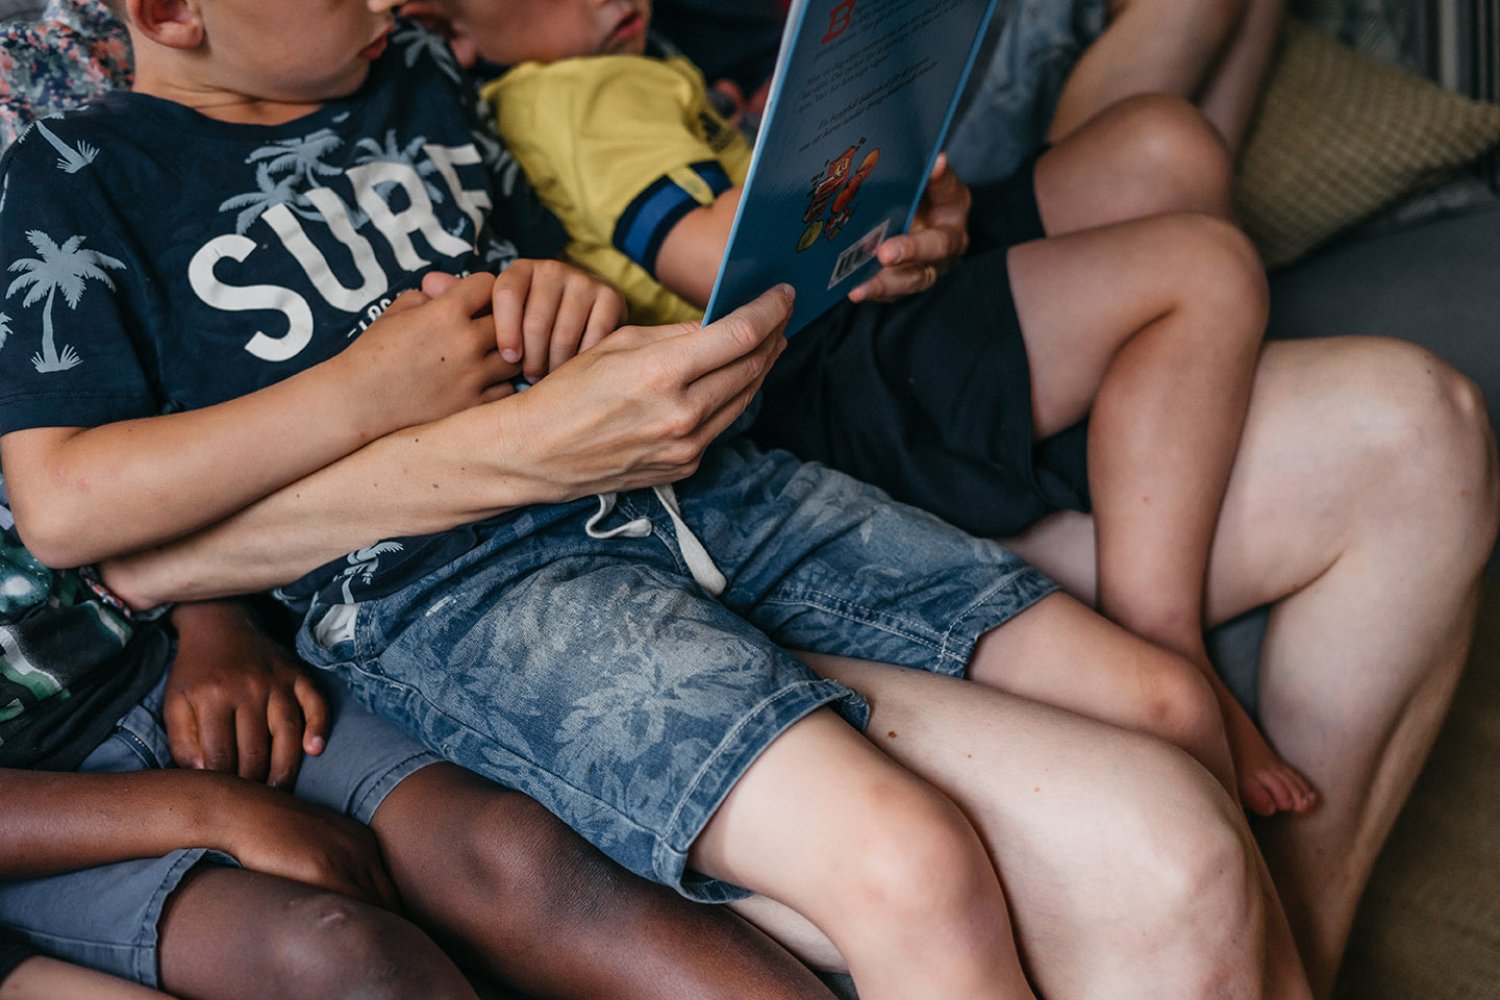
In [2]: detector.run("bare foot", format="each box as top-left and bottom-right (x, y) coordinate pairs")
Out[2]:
(1221, 698), (1318, 817)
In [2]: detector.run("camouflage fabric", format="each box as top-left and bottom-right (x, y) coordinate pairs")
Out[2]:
(0, 477), (163, 769)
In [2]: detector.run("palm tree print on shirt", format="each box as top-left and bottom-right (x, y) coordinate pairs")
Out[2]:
(32, 120), (99, 174)
(247, 128), (344, 186)
(393, 22), (461, 84)
(354, 129), (447, 205)
(6, 231), (126, 373)
(336, 542), (406, 603)
(220, 129), (351, 235)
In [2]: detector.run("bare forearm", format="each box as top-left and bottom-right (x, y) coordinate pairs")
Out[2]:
(1198, 0), (1287, 155)
(103, 402), (547, 607)
(654, 189), (742, 307)
(104, 290), (795, 608)
(1, 354), (383, 569)
(0, 956), (171, 999)
(0, 768), (248, 878)
(3, 277), (510, 570)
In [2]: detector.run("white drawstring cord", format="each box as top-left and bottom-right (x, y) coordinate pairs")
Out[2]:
(584, 486), (727, 595)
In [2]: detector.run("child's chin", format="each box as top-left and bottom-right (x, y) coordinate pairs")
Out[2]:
(326, 65), (374, 98)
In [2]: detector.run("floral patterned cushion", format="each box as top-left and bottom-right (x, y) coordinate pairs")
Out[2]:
(0, 0), (130, 150)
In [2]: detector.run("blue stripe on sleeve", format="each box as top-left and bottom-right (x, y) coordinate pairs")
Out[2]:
(613, 161), (734, 275)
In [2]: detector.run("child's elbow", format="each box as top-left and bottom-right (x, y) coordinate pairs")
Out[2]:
(9, 492), (97, 569)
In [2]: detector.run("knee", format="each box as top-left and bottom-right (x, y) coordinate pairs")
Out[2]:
(1137, 652), (1226, 753)
(846, 783), (1000, 943)
(1115, 755), (1262, 946)
(448, 791), (615, 935)
(1099, 94), (1235, 217)
(1167, 214), (1270, 334)
(262, 893), (460, 1000)
(1345, 342), (1500, 554)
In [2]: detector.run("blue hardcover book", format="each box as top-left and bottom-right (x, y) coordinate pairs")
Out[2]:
(702, 0), (1003, 334)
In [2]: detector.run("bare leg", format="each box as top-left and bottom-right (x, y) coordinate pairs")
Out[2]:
(369, 762), (835, 1000)
(1049, 0), (1286, 155)
(0, 958), (169, 1000)
(1004, 337), (1500, 995)
(961, 592), (1235, 792)
(692, 709), (1037, 1000)
(1033, 93), (1237, 230)
(1007, 211), (1309, 808)
(157, 866), (477, 1000)
(782, 647), (1312, 999)
(1024, 94), (1317, 811)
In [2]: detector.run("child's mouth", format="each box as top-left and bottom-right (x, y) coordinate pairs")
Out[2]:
(360, 32), (391, 61)
(610, 12), (646, 47)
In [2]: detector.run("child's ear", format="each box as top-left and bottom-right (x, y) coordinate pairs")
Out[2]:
(127, 0), (205, 49)
(399, 0), (481, 69)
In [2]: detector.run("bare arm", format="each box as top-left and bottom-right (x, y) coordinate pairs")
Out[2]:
(102, 286), (795, 609)
(652, 188), (743, 308)
(2, 275), (513, 568)
(0, 765), (395, 906)
(654, 156), (972, 309)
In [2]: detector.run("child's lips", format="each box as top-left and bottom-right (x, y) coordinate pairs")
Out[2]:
(360, 31), (391, 61)
(610, 12), (645, 46)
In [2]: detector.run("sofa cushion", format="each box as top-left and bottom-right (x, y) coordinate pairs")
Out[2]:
(1236, 17), (1500, 268)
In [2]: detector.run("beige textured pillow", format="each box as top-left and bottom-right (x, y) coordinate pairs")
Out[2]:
(1234, 17), (1500, 268)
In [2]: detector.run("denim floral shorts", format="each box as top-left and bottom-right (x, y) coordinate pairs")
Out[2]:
(298, 438), (1058, 902)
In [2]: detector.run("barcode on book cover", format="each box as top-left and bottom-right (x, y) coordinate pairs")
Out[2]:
(827, 220), (889, 290)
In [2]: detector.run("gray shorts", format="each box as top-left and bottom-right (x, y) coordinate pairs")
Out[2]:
(0, 674), (440, 988)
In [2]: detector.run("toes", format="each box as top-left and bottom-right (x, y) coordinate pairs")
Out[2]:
(1284, 767), (1320, 814)
(1241, 774), (1279, 817)
(1264, 770), (1299, 814)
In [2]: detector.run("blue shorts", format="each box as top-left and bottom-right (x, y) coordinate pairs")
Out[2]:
(297, 438), (1058, 902)
(0, 675), (440, 989)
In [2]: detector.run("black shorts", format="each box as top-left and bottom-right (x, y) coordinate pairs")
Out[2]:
(751, 153), (1091, 539)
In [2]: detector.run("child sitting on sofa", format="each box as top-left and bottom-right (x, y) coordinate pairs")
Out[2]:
(415, 0), (1315, 816)
(0, 0), (1322, 995)
(0, 481), (835, 999)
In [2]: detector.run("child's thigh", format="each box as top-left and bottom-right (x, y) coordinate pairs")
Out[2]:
(1008, 212), (1257, 435)
(677, 442), (1061, 677)
(309, 551), (863, 901)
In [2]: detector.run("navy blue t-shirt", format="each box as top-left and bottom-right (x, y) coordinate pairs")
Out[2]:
(0, 23), (569, 609)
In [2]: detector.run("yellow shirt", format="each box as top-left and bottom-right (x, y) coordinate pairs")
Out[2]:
(484, 55), (752, 325)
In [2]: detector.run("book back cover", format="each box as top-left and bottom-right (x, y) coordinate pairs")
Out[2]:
(702, 0), (1001, 334)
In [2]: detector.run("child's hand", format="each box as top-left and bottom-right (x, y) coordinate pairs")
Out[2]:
(848, 153), (971, 304)
(340, 273), (520, 435)
(488, 259), (628, 382)
(494, 285), (792, 499)
(214, 777), (399, 910)
(165, 601), (329, 790)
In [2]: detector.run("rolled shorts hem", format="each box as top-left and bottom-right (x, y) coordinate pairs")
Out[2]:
(5, 847), (238, 990)
(653, 677), (868, 903)
(937, 566), (1061, 676)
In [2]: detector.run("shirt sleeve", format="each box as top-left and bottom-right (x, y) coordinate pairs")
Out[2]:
(0, 119), (158, 435)
(491, 57), (736, 275)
